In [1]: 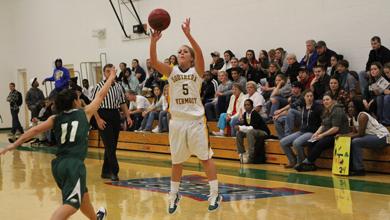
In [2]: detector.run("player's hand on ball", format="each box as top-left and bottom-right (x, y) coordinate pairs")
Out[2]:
(181, 18), (191, 36)
(150, 29), (162, 42)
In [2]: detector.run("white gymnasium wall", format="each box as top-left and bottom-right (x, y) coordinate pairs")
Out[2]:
(0, 0), (389, 127)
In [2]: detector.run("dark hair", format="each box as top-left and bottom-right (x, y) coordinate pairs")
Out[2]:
(337, 60), (349, 69)
(239, 57), (249, 64)
(259, 50), (269, 62)
(230, 67), (242, 74)
(169, 55), (178, 65)
(351, 97), (367, 119)
(120, 62), (127, 67)
(384, 62), (390, 70)
(55, 89), (78, 112)
(302, 89), (313, 97)
(132, 59), (139, 64)
(224, 50), (235, 59)
(276, 73), (287, 82)
(9, 82), (15, 86)
(244, 98), (254, 107)
(332, 54), (344, 61)
(82, 79), (89, 83)
(371, 36), (381, 43)
(313, 64), (326, 71)
(103, 63), (114, 72)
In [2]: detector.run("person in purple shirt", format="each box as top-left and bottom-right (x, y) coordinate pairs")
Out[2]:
(42, 58), (70, 97)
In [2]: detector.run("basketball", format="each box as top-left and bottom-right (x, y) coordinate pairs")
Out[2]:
(148, 8), (171, 31)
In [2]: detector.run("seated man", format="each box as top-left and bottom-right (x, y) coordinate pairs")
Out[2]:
(315, 40), (338, 68)
(235, 99), (270, 164)
(125, 90), (150, 131)
(310, 65), (330, 102)
(201, 71), (218, 105)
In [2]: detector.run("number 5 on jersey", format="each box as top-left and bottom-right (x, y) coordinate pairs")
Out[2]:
(61, 121), (79, 144)
(183, 83), (189, 95)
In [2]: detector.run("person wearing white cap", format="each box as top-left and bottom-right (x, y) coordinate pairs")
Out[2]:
(25, 77), (45, 124)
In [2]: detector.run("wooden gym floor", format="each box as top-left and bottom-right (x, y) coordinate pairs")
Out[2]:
(0, 133), (390, 220)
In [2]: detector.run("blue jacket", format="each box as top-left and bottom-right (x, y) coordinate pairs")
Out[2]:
(45, 67), (70, 91)
(300, 51), (318, 73)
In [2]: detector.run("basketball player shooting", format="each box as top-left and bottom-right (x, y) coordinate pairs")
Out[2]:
(149, 17), (222, 214)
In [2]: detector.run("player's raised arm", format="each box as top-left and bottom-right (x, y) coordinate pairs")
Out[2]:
(0, 116), (55, 155)
(182, 18), (205, 77)
(84, 66), (117, 121)
(149, 29), (172, 77)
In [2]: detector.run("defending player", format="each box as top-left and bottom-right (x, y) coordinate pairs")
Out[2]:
(0, 64), (118, 220)
(150, 18), (222, 214)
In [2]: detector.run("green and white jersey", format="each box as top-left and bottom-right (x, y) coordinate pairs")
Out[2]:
(53, 109), (89, 160)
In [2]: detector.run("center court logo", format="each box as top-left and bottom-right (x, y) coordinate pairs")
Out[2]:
(106, 175), (312, 201)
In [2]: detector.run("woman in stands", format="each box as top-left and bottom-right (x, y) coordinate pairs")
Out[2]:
(258, 50), (269, 71)
(279, 90), (322, 168)
(295, 92), (349, 172)
(246, 49), (259, 68)
(138, 84), (163, 132)
(150, 18), (221, 214)
(363, 62), (390, 125)
(153, 84), (170, 133)
(169, 55), (178, 67)
(212, 83), (245, 137)
(327, 76), (349, 108)
(261, 62), (281, 100)
(347, 98), (390, 176)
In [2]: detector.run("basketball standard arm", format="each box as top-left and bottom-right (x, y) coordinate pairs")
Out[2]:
(149, 30), (172, 77)
(182, 18), (205, 78)
(0, 116), (55, 155)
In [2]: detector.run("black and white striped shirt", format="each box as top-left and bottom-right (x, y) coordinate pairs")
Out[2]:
(92, 81), (126, 109)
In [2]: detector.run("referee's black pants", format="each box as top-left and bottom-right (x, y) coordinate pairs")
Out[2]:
(98, 109), (121, 176)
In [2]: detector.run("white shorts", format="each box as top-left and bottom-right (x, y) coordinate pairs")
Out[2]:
(169, 118), (213, 164)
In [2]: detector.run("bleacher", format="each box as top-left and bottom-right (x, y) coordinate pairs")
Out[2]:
(88, 122), (390, 174)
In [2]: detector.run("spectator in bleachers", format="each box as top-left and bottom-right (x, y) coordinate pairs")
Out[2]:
(235, 99), (270, 164)
(279, 90), (322, 168)
(32, 98), (54, 145)
(269, 74), (292, 118)
(212, 83), (245, 136)
(205, 71), (232, 121)
(315, 40), (337, 68)
(327, 54), (343, 77)
(242, 81), (267, 119)
(261, 62), (281, 100)
(125, 90), (150, 131)
(221, 50), (235, 71)
(146, 58), (153, 79)
(258, 50), (270, 71)
(231, 67), (247, 93)
(310, 65), (330, 102)
(226, 57), (240, 80)
(274, 48), (288, 73)
(285, 53), (300, 83)
(132, 59), (147, 84)
(297, 66), (314, 90)
(210, 51), (224, 71)
(117, 62), (131, 82)
(138, 85), (163, 132)
(246, 49), (259, 68)
(295, 92), (349, 172)
(239, 57), (261, 84)
(300, 39), (318, 73)
(359, 36), (390, 95)
(82, 79), (94, 101)
(42, 58), (70, 97)
(201, 71), (218, 105)
(7, 82), (24, 141)
(384, 62), (390, 80)
(363, 62), (390, 125)
(120, 65), (141, 94)
(273, 81), (304, 139)
(153, 84), (170, 133)
(363, 62), (390, 124)
(169, 55), (178, 67)
(268, 49), (276, 63)
(335, 60), (360, 97)
(347, 98), (390, 176)
(328, 77), (349, 108)
(25, 77), (45, 124)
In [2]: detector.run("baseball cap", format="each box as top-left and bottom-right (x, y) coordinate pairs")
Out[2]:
(30, 77), (37, 86)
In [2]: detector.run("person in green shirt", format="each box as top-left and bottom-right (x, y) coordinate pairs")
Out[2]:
(0, 64), (118, 220)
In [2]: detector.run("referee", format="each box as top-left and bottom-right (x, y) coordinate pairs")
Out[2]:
(92, 64), (132, 181)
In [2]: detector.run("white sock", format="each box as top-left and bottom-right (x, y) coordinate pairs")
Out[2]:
(209, 180), (218, 195)
(170, 181), (180, 194)
(219, 129), (224, 134)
